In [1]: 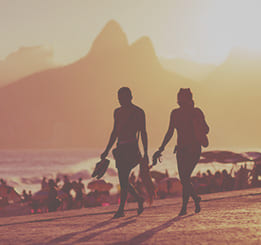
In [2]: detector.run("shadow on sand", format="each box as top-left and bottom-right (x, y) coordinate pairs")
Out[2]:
(111, 214), (195, 245)
(47, 215), (137, 244)
(74, 218), (137, 244)
(0, 210), (121, 228)
(47, 212), (194, 244)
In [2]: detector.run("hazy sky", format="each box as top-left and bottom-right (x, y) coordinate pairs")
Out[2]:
(1, 0), (261, 65)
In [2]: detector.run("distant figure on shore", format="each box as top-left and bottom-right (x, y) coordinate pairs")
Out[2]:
(55, 177), (61, 188)
(47, 179), (60, 212)
(0, 178), (7, 185)
(61, 175), (73, 209)
(22, 190), (29, 202)
(78, 178), (85, 193)
(41, 177), (48, 190)
(77, 178), (85, 207)
(153, 88), (209, 216)
(234, 165), (250, 190)
(72, 178), (84, 208)
(28, 190), (32, 201)
(221, 169), (234, 191)
(100, 87), (148, 218)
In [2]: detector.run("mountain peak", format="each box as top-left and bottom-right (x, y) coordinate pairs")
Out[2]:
(89, 20), (128, 55)
(131, 36), (154, 50)
(103, 20), (124, 33)
(130, 36), (159, 65)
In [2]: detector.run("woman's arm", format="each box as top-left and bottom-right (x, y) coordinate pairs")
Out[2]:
(158, 110), (175, 152)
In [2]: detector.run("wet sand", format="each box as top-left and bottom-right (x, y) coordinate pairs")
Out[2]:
(0, 188), (260, 244)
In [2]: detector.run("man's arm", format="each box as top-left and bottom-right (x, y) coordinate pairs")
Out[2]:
(140, 110), (149, 162)
(158, 110), (175, 152)
(100, 110), (118, 159)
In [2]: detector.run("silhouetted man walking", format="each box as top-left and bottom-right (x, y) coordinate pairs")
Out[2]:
(153, 88), (209, 216)
(101, 87), (148, 218)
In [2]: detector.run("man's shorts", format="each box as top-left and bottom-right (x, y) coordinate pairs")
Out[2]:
(112, 142), (141, 170)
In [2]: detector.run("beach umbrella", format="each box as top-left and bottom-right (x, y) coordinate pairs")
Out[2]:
(198, 157), (214, 164)
(241, 152), (261, 161)
(252, 156), (261, 165)
(218, 155), (250, 164)
(200, 150), (250, 164)
(87, 180), (113, 192)
(150, 170), (167, 182)
(201, 151), (237, 160)
(106, 168), (118, 177)
(32, 190), (48, 201)
(0, 185), (21, 203)
(33, 189), (68, 201)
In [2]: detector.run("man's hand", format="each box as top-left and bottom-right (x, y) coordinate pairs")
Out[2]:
(100, 150), (109, 160)
(143, 153), (149, 165)
(152, 150), (162, 166)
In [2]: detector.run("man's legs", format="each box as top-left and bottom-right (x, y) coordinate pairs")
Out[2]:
(114, 166), (144, 218)
(128, 182), (144, 215)
(114, 166), (130, 217)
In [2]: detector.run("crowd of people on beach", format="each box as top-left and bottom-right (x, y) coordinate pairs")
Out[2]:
(129, 164), (261, 200)
(191, 165), (258, 194)
(19, 175), (114, 214)
(3, 164), (260, 212)
(0, 162), (260, 215)
(30, 175), (86, 213)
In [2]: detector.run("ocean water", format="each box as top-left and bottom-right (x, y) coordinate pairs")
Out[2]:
(0, 149), (254, 195)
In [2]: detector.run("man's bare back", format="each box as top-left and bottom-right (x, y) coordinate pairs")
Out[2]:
(115, 104), (145, 144)
(100, 87), (148, 162)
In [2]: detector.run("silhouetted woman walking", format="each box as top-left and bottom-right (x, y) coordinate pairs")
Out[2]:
(153, 88), (209, 216)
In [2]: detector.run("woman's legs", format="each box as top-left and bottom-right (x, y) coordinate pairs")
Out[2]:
(177, 147), (201, 215)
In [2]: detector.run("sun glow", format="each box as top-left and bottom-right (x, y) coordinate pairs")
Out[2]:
(196, 0), (261, 63)
(165, 0), (261, 64)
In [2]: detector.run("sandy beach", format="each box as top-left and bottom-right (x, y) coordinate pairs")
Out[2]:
(0, 188), (260, 244)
